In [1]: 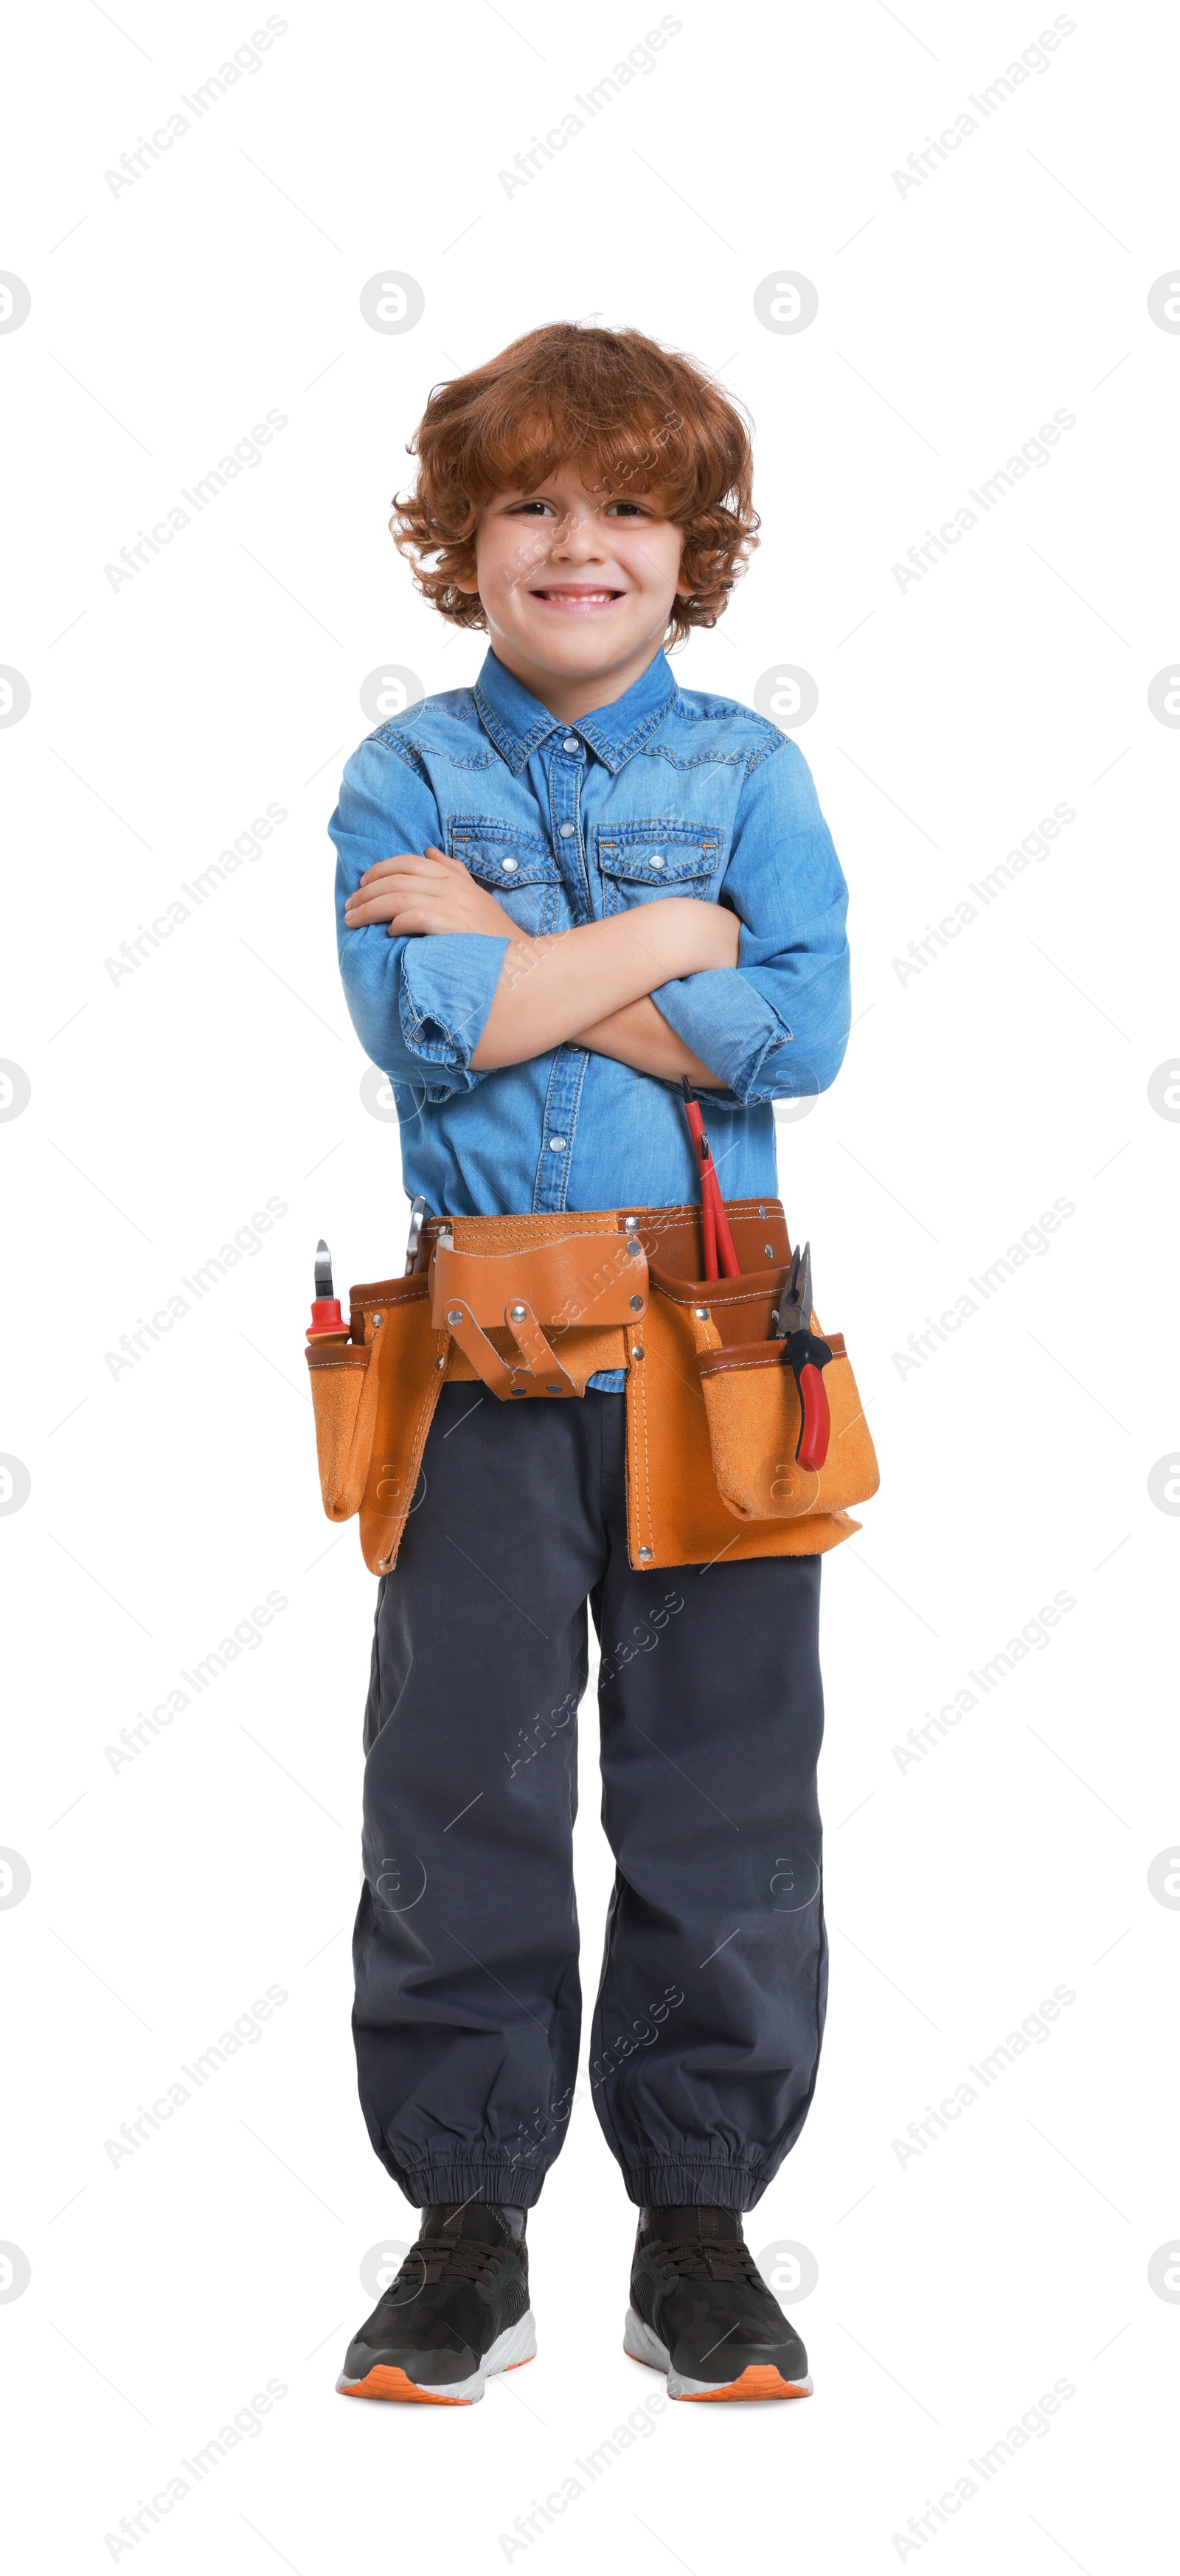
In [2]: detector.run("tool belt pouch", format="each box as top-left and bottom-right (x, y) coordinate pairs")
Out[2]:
(305, 1336), (378, 1523)
(625, 1207), (880, 1567)
(694, 1322), (877, 1522)
(306, 1275), (445, 1574)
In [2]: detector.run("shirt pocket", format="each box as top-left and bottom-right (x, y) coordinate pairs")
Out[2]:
(596, 821), (722, 916)
(448, 818), (567, 936)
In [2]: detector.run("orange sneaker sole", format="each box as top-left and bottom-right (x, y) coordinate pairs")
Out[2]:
(678, 2364), (811, 2401)
(625, 2341), (811, 2402)
(339, 2356), (535, 2405)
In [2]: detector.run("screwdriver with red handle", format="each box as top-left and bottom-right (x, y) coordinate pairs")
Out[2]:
(771, 1240), (833, 1470)
(307, 1239), (348, 1342)
(680, 1079), (740, 1279)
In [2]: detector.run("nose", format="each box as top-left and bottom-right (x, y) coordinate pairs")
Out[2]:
(549, 505), (605, 563)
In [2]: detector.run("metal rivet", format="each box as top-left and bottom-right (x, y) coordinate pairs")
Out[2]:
(638, 1545), (653, 1561)
(764, 1244), (774, 1257)
(629, 1293), (643, 1311)
(757, 1206), (766, 1219)
(631, 1345), (643, 1360)
(371, 1312), (382, 1326)
(546, 1382), (562, 1393)
(624, 1215), (639, 1233)
(436, 1354), (446, 1368)
(509, 1302), (527, 1320)
(447, 1307), (463, 1326)
(694, 1305), (709, 1320)
(626, 1237), (642, 1256)
(510, 1387), (527, 1395)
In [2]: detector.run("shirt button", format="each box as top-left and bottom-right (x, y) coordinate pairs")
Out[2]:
(500, 856), (518, 873)
(562, 736), (580, 753)
(649, 853), (664, 868)
(559, 821), (575, 838)
(548, 1135), (566, 1152)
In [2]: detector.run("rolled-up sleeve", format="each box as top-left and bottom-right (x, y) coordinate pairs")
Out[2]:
(329, 735), (508, 1099)
(650, 735), (850, 1105)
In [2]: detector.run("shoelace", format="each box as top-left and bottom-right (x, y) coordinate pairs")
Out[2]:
(652, 2234), (761, 2282)
(392, 2232), (504, 2290)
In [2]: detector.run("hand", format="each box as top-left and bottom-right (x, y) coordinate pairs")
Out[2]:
(344, 845), (515, 939)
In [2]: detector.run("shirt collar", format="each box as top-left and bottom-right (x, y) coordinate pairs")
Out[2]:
(473, 647), (677, 777)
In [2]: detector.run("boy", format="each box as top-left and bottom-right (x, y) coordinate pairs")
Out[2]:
(328, 323), (850, 2404)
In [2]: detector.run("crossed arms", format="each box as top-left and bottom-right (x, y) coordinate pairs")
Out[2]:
(343, 843), (734, 1085)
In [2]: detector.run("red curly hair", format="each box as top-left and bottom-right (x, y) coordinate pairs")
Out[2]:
(391, 322), (759, 645)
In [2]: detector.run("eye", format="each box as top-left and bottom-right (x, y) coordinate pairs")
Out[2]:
(509, 498), (555, 516)
(605, 500), (650, 518)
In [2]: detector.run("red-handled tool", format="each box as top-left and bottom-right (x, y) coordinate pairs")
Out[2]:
(771, 1241), (833, 1469)
(307, 1239), (347, 1341)
(680, 1079), (740, 1279)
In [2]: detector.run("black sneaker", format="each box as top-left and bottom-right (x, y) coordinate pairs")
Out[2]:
(337, 2203), (535, 2405)
(625, 2207), (812, 2401)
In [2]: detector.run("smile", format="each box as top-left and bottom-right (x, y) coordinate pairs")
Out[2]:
(529, 587), (625, 610)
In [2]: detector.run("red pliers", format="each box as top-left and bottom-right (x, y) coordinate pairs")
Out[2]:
(680, 1079), (740, 1279)
(771, 1241), (833, 1471)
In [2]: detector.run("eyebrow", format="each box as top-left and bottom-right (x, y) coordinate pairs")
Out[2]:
(502, 485), (653, 506)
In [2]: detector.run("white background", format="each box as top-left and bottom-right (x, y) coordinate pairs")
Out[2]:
(2, 1), (1177, 2567)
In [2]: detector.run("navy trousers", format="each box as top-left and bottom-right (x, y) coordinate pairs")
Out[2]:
(353, 1385), (827, 2213)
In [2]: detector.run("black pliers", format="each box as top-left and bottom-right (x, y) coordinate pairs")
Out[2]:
(771, 1242), (833, 1470)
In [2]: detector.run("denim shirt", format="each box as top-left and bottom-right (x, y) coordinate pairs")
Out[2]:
(330, 648), (850, 1387)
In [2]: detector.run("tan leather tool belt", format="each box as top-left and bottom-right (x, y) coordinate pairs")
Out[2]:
(305, 1201), (878, 1576)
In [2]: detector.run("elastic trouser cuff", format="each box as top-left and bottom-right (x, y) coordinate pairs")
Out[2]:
(396, 2159), (551, 2212)
(622, 2162), (766, 2214)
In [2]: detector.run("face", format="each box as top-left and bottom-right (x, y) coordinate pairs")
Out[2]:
(455, 462), (687, 710)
